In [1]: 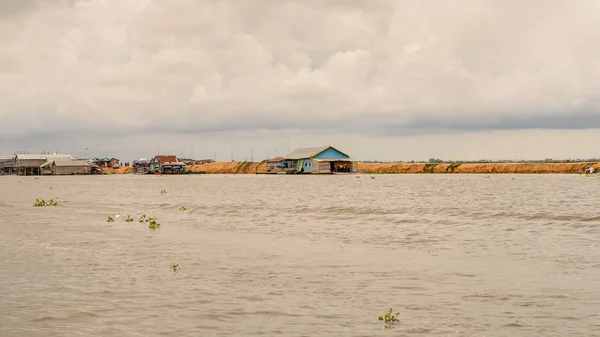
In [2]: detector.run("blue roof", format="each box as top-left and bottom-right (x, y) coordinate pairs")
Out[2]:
(283, 146), (350, 160)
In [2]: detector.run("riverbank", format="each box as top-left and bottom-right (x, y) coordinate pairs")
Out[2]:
(100, 161), (598, 174)
(357, 162), (599, 174)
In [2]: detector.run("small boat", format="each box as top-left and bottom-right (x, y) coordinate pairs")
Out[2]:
(583, 166), (600, 176)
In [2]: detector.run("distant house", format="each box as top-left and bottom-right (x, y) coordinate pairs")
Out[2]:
(41, 160), (98, 175)
(281, 146), (357, 174)
(0, 156), (15, 174)
(14, 153), (75, 176)
(266, 157), (284, 171)
(132, 158), (150, 173)
(148, 155), (186, 174)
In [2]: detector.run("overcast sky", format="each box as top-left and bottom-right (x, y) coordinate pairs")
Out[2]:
(1, 0), (600, 162)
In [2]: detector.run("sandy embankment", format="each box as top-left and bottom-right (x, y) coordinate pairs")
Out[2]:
(102, 162), (267, 174)
(103, 166), (135, 174)
(102, 161), (598, 174)
(358, 162), (599, 174)
(187, 161), (268, 174)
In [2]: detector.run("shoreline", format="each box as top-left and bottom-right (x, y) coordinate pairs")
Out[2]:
(98, 161), (599, 175)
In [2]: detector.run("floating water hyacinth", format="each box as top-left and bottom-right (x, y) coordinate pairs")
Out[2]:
(107, 216), (115, 222)
(171, 264), (179, 272)
(378, 308), (399, 323)
(148, 220), (160, 229)
(160, 189), (168, 194)
(125, 215), (133, 222)
(34, 198), (59, 207)
(178, 206), (187, 211)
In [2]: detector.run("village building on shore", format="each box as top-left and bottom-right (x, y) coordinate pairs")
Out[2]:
(132, 158), (150, 174)
(1, 153), (100, 175)
(43, 160), (98, 175)
(267, 146), (357, 174)
(148, 155), (186, 174)
(266, 157), (284, 171)
(0, 156), (16, 175)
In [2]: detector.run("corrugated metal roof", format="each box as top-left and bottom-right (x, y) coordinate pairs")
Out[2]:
(0, 156), (13, 161)
(15, 154), (73, 160)
(152, 155), (182, 164)
(54, 160), (90, 167)
(283, 146), (329, 160)
(283, 146), (352, 160)
(313, 158), (354, 162)
(267, 156), (284, 163)
(15, 154), (46, 160)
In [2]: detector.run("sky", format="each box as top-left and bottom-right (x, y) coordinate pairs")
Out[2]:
(1, 0), (600, 162)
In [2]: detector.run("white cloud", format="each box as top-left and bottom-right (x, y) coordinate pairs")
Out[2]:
(1, 0), (600, 160)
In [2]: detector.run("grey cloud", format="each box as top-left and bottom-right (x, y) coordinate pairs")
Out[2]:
(1, 0), (600, 151)
(0, 0), (37, 17)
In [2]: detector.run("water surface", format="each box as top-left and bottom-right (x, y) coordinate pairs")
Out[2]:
(1, 174), (599, 336)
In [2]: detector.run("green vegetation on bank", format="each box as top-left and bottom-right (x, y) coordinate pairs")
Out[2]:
(446, 162), (462, 172)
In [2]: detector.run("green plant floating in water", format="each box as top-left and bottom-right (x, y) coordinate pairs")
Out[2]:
(125, 215), (133, 222)
(139, 215), (147, 222)
(34, 198), (59, 207)
(107, 216), (115, 222)
(148, 220), (160, 229)
(160, 189), (168, 194)
(171, 264), (179, 272)
(178, 206), (187, 211)
(378, 308), (399, 323)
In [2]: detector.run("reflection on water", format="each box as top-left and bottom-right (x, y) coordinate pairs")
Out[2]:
(1, 174), (599, 336)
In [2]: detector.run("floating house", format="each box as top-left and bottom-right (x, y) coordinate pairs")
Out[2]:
(14, 153), (74, 175)
(281, 146), (357, 174)
(44, 160), (99, 175)
(5, 153), (98, 175)
(132, 158), (150, 174)
(0, 156), (15, 174)
(148, 155), (186, 174)
(266, 157), (284, 172)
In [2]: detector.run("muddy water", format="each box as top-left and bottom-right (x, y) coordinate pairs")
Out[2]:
(0, 174), (599, 336)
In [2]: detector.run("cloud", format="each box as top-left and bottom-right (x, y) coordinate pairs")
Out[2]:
(1, 0), (600, 159)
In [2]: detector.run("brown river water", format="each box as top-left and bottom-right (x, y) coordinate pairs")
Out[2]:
(1, 174), (599, 337)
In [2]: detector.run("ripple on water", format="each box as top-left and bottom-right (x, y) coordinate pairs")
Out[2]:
(0, 174), (599, 336)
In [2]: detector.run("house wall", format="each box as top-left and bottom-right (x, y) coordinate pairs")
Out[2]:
(317, 161), (331, 173)
(54, 166), (90, 175)
(301, 159), (312, 172)
(281, 160), (296, 169)
(313, 148), (349, 160)
(268, 162), (283, 171)
(149, 162), (160, 172)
